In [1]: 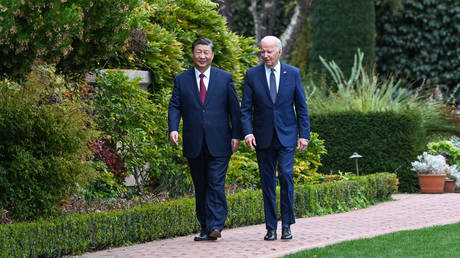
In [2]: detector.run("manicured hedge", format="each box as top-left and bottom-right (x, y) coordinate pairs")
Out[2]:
(0, 173), (397, 257)
(311, 111), (426, 193)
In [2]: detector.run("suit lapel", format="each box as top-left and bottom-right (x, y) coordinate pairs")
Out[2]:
(205, 67), (217, 106)
(187, 68), (204, 106)
(258, 64), (273, 103)
(277, 63), (288, 103)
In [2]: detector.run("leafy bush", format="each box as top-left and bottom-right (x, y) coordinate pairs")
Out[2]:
(427, 140), (460, 167)
(0, 65), (99, 221)
(376, 0), (460, 94)
(226, 132), (327, 188)
(0, 173), (397, 257)
(307, 50), (456, 134)
(0, 0), (138, 79)
(91, 72), (193, 196)
(92, 71), (157, 191)
(107, 0), (259, 92)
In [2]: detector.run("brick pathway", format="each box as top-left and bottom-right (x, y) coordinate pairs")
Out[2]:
(78, 194), (460, 257)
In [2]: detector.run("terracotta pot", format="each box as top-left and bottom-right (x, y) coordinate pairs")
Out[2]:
(444, 179), (456, 193)
(418, 174), (445, 194)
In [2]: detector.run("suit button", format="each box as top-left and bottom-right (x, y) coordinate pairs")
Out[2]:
(202, 110), (205, 112)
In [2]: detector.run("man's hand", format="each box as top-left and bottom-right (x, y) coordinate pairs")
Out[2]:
(245, 134), (257, 151)
(297, 138), (308, 152)
(231, 139), (240, 153)
(169, 131), (179, 146)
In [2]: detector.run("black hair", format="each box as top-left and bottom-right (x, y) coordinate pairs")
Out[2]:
(191, 38), (215, 52)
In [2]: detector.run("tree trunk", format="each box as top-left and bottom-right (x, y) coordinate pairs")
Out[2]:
(280, 0), (321, 61)
(250, 0), (279, 43)
(212, 0), (234, 30)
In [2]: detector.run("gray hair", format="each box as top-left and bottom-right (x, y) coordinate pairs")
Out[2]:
(260, 35), (282, 50)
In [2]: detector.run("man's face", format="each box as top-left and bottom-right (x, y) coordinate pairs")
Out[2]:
(260, 40), (281, 68)
(192, 44), (214, 72)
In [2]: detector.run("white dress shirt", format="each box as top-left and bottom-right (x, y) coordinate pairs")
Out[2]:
(264, 62), (280, 93)
(195, 67), (210, 91)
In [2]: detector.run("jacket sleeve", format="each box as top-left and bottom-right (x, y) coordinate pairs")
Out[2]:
(293, 69), (310, 140)
(168, 77), (182, 132)
(240, 72), (254, 138)
(227, 76), (242, 139)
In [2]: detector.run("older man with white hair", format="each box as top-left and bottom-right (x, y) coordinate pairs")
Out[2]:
(241, 35), (310, 240)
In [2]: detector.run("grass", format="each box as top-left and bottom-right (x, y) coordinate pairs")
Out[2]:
(285, 222), (460, 257)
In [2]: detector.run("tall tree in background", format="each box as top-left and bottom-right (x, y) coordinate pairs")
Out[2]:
(213, 0), (321, 61)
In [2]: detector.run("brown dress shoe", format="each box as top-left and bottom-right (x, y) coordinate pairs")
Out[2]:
(208, 229), (222, 238)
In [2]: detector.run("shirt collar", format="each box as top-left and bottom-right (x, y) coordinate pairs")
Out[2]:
(195, 67), (211, 78)
(265, 62), (281, 73)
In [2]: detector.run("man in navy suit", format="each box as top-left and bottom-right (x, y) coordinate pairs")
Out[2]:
(168, 38), (241, 241)
(241, 35), (310, 240)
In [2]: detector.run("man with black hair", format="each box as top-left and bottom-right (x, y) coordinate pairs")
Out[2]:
(168, 38), (241, 241)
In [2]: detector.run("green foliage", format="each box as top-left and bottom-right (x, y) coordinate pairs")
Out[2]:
(0, 0), (138, 79)
(227, 145), (261, 189)
(289, 18), (313, 76)
(309, 0), (376, 86)
(109, 0), (259, 92)
(427, 140), (460, 167)
(0, 65), (99, 221)
(226, 0), (292, 38)
(293, 132), (328, 182)
(106, 5), (184, 91)
(148, 88), (192, 196)
(307, 50), (456, 135)
(226, 132), (327, 189)
(93, 71), (172, 192)
(376, 0), (460, 94)
(0, 173), (397, 257)
(311, 111), (426, 192)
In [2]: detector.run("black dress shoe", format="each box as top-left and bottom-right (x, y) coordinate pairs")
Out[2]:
(208, 229), (222, 238)
(264, 229), (277, 241)
(281, 227), (292, 239)
(194, 233), (217, 241)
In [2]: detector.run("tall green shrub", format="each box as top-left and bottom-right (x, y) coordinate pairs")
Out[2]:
(0, 0), (138, 79)
(309, 0), (376, 86)
(109, 0), (259, 92)
(311, 111), (426, 192)
(0, 65), (99, 221)
(375, 0), (460, 95)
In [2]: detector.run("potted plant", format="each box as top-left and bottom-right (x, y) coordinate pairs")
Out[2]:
(411, 152), (457, 193)
(444, 173), (457, 193)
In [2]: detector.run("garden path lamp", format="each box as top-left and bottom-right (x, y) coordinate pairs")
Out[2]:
(349, 152), (362, 176)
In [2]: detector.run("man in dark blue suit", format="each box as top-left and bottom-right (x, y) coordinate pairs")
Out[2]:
(168, 38), (241, 241)
(241, 35), (310, 241)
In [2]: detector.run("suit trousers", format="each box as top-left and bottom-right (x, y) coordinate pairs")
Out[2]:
(187, 139), (230, 234)
(256, 132), (296, 230)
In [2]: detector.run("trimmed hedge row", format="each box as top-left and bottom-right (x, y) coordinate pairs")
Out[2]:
(0, 173), (397, 257)
(311, 111), (426, 193)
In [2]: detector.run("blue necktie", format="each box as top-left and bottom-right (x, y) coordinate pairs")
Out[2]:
(269, 68), (277, 103)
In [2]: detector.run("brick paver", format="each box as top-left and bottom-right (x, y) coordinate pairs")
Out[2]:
(78, 194), (460, 257)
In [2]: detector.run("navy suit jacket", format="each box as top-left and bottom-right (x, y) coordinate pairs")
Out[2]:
(168, 66), (241, 158)
(241, 63), (310, 149)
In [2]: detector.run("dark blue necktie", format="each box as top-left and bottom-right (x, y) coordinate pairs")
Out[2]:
(269, 68), (277, 103)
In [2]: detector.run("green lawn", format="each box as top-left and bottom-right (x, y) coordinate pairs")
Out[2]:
(285, 222), (460, 257)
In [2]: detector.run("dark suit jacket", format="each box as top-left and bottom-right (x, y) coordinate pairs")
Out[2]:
(241, 63), (310, 149)
(168, 66), (241, 158)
